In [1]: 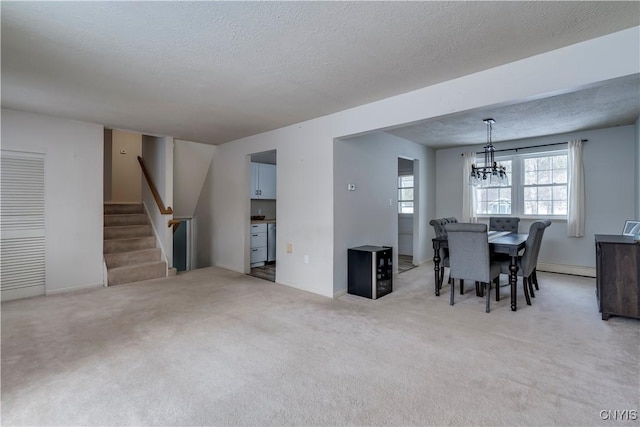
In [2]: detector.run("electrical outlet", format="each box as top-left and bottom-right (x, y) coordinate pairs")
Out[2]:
(286, 243), (293, 254)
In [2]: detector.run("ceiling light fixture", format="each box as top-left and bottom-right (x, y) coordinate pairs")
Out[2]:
(470, 118), (508, 187)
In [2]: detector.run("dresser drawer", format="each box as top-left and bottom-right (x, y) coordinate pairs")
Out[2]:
(250, 246), (267, 263)
(250, 232), (267, 248)
(250, 223), (267, 233)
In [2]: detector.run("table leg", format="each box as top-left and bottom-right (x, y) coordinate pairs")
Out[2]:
(433, 246), (441, 297)
(509, 256), (518, 311)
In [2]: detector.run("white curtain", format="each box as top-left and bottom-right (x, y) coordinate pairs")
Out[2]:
(462, 152), (477, 223)
(567, 140), (585, 237)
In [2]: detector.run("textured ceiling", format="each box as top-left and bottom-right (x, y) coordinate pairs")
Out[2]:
(385, 75), (640, 148)
(2, 1), (639, 145)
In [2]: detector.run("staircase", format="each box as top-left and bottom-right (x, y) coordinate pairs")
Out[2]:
(103, 203), (166, 286)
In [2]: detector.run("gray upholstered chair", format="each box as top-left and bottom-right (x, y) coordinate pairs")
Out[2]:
(429, 217), (458, 291)
(445, 223), (501, 313)
(528, 219), (551, 293)
(499, 220), (551, 305)
(489, 216), (520, 233)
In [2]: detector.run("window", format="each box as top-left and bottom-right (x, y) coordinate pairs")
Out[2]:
(398, 175), (414, 214)
(475, 160), (512, 215)
(474, 151), (568, 218)
(523, 154), (567, 215)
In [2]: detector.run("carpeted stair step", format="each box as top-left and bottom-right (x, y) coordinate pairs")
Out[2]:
(104, 203), (144, 215)
(104, 214), (149, 227)
(104, 236), (156, 254)
(104, 224), (152, 240)
(107, 261), (167, 286)
(104, 248), (161, 269)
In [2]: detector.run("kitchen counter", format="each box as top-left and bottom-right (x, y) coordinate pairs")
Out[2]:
(251, 219), (276, 224)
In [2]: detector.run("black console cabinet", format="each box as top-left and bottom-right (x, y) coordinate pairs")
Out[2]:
(348, 246), (392, 299)
(595, 235), (640, 320)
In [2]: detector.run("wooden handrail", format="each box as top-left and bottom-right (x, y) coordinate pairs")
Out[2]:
(168, 219), (181, 232)
(137, 156), (173, 215)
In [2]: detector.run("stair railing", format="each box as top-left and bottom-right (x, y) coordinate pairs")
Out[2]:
(137, 156), (174, 221)
(168, 219), (181, 233)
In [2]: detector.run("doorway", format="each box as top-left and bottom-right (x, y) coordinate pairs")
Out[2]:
(248, 149), (277, 282)
(173, 218), (191, 272)
(398, 157), (416, 273)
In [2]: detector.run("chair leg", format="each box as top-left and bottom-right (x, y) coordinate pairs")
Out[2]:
(532, 269), (539, 290)
(476, 281), (484, 297)
(450, 278), (455, 306)
(494, 277), (500, 302)
(460, 279), (464, 295)
(523, 277), (532, 306)
(528, 275), (535, 298)
(485, 282), (491, 313)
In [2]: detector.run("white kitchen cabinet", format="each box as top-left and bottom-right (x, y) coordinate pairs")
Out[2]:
(250, 162), (276, 199)
(250, 223), (267, 266)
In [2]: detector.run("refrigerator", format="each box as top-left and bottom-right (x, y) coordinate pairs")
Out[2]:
(267, 223), (276, 262)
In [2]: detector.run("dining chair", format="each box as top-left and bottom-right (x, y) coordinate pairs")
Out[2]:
(444, 223), (501, 313)
(489, 216), (520, 233)
(489, 217), (521, 264)
(528, 219), (551, 293)
(429, 217), (458, 292)
(498, 220), (550, 305)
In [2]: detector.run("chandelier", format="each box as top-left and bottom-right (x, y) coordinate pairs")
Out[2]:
(470, 118), (508, 187)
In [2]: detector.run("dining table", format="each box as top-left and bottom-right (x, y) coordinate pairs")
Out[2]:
(432, 230), (529, 311)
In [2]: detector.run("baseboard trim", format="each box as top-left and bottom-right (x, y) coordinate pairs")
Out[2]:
(537, 262), (596, 278)
(46, 282), (103, 295)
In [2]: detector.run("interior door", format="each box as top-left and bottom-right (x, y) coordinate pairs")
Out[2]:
(0, 150), (46, 301)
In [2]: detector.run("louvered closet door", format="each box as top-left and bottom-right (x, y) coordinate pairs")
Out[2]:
(1, 150), (45, 301)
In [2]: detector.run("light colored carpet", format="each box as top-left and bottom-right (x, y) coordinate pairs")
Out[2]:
(2, 264), (638, 426)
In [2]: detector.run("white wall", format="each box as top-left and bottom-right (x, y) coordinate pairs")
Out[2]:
(1, 109), (104, 292)
(173, 139), (215, 218)
(333, 132), (435, 294)
(207, 27), (638, 297)
(110, 129), (142, 202)
(435, 125), (637, 271)
(141, 136), (174, 268)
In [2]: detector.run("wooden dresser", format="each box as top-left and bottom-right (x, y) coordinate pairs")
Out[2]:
(594, 235), (640, 320)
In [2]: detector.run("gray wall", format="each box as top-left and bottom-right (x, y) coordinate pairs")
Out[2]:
(103, 129), (112, 201)
(192, 161), (215, 269)
(435, 125), (637, 271)
(333, 132), (436, 294)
